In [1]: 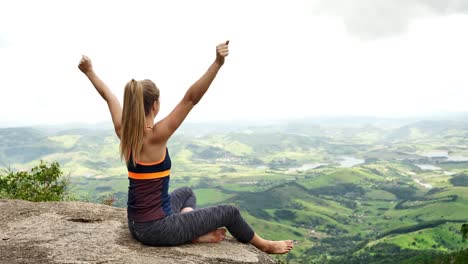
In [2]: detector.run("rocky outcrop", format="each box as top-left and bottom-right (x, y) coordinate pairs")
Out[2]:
(0, 199), (276, 264)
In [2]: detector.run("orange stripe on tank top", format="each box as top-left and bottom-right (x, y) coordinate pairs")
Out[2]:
(128, 170), (171, 180)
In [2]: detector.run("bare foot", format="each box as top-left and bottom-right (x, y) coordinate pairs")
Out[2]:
(181, 207), (194, 213)
(193, 229), (226, 243)
(260, 240), (294, 254)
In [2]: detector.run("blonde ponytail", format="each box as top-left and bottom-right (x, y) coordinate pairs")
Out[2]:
(120, 79), (146, 165)
(120, 79), (160, 165)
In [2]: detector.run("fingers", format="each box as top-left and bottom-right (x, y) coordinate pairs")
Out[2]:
(78, 55), (92, 73)
(81, 55), (90, 63)
(218, 40), (229, 48)
(79, 55), (92, 67)
(217, 49), (229, 57)
(216, 41), (229, 57)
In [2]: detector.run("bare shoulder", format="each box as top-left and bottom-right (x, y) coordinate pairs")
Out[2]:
(145, 124), (167, 145)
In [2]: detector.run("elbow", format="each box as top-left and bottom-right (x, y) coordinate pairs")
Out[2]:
(114, 125), (122, 138)
(191, 99), (200, 106)
(183, 93), (199, 106)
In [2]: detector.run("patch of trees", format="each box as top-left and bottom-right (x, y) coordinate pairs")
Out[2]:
(274, 209), (296, 221)
(247, 209), (272, 220)
(427, 224), (468, 264)
(395, 195), (458, 210)
(435, 248), (468, 264)
(381, 185), (417, 200)
(426, 187), (447, 195)
(450, 173), (468, 187)
(0, 160), (70, 201)
(462, 223), (468, 242)
(377, 219), (466, 239)
(310, 183), (365, 197)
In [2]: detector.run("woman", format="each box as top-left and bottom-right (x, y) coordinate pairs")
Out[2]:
(78, 41), (294, 254)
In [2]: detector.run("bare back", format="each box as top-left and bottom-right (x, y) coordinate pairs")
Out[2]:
(129, 127), (167, 164)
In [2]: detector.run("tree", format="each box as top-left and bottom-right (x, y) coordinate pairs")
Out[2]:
(462, 224), (468, 242)
(0, 160), (70, 202)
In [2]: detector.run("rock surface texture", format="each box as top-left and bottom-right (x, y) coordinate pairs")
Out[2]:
(0, 199), (276, 264)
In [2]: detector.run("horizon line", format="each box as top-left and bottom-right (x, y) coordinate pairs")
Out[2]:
(1, 112), (468, 129)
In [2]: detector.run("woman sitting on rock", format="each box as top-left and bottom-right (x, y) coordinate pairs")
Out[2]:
(78, 41), (293, 254)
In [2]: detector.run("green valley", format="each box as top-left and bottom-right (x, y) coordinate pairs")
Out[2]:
(1, 117), (468, 263)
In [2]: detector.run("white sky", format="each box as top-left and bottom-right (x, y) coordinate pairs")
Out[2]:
(1, 0), (468, 126)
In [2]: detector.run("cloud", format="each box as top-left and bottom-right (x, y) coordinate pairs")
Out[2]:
(312, 0), (468, 39)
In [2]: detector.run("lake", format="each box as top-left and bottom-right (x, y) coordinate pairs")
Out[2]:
(416, 164), (441, 170)
(338, 156), (365, 168)
(287, 163), (325, 172)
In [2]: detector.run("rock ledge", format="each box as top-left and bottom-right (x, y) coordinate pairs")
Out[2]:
(0, 199), (276, 264)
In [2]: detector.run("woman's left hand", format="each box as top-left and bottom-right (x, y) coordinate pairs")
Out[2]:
(78, 55), (94, 75)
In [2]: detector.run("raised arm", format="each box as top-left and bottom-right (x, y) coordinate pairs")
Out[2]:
(154, 41), (230, 142)
(78, 56), (122, 138)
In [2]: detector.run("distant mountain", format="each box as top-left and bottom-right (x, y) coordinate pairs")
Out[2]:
(2, 118), (468, 169)
(385, 120), (468, 141)
(0, 127), (64, 165)
(34, 121), (114, 134)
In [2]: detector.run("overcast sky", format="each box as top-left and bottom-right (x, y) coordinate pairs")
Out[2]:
(1, 0), (467, 126)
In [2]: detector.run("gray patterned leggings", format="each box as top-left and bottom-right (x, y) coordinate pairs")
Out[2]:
(128, 187), (255, 246)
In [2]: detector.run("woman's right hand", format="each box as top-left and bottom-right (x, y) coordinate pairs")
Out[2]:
(215, 41), (229, 66)
(78, 55), (93, 75)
